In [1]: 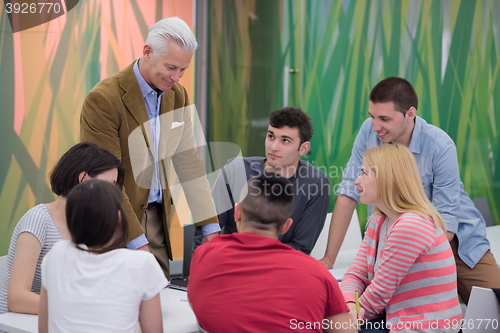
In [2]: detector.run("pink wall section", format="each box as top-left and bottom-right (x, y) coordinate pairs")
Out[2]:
(1, 0), (196, 257)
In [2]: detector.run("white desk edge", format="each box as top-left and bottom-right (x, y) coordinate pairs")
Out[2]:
(0, 288), (198, 333)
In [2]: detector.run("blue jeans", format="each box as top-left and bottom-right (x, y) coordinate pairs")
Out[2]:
(359, 316), (389, 333)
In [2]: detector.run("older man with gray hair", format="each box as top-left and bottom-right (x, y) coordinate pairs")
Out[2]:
(80, 17), (219, 278)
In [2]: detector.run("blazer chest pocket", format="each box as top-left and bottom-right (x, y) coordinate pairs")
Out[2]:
(159, 118), (184, 160)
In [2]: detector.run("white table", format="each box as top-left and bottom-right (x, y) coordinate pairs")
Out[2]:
(161, 288), (199, 333)
(0, 311), (36, 333)
(333, 249), (358, 270)
(0, 288), (198, 333)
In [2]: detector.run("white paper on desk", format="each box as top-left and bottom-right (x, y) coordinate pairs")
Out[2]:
(329, 268), (347, 282)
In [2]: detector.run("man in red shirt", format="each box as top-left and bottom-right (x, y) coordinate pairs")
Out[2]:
(188, 174), (355, 333)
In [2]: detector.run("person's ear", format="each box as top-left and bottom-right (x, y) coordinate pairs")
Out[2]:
(406, 107), (416, 121)
(279, 218), (293, 235)
(234, 204), (242, 232)
(78, 172), (87, 183)
(143, 44), (153, 58)
(234, 204), (242, 222)
(298, 141), (310, 156)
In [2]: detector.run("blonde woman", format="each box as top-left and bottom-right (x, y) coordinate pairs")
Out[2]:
(341, 144), (462, 332)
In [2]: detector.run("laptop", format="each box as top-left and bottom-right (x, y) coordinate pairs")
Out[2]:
(168, 277), (188, 291)
(167, 224), (194, 292)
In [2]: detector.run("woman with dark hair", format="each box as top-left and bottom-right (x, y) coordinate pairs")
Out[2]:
(39, 179), (166, 333)
(0, 142), (124, 315)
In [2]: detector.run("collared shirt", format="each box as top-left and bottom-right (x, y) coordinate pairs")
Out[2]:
(133, 59), (164, 204)
(337, 116), (490, 268)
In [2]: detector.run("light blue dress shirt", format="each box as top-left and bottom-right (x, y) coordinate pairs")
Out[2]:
(337, 116), (490, 268)
(133, 60), (163, 204)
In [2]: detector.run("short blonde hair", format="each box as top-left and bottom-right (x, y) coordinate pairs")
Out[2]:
(364, 144), (446, 230)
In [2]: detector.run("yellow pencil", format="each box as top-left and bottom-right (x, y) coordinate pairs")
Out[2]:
(355, 292), (361, 329)
(354, 292), (360, 313)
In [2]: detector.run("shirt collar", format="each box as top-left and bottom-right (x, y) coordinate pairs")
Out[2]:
(407, 116), (424, 154)
(132, 58), (164, 99)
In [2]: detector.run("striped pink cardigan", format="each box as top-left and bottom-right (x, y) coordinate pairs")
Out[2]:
(341, 213), (462, 332)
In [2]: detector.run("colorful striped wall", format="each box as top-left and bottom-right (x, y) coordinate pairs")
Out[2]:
(205, 0), (500, 228)
(1, 0), (499, 256)
(0, 0), (195, 256)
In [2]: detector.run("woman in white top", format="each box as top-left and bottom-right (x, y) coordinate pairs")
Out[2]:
(39, 179), (167, 333)
(0, 142), (124, 315)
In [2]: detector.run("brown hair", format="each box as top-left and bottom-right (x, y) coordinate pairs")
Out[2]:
(369, 77), (418, 115)
(66, 179), (128, 253)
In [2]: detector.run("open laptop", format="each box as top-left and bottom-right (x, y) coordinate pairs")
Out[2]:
(167, 224), (195, 292)
(168, 276), (188, 291)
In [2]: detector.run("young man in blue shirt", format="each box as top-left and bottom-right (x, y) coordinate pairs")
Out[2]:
(320, 77), (500, 303)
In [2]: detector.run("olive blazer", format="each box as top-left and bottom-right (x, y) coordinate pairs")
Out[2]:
(80, 63), (217, 259)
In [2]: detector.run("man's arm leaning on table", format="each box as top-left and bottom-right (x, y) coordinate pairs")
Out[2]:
(320, 120), (368, 269)
(319, 195), (357, 269)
